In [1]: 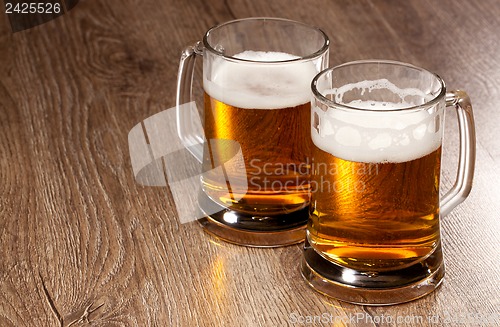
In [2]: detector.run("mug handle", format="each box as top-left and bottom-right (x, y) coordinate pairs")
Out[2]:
(176, 41), (204, 163)
(440, 90), (476, 216)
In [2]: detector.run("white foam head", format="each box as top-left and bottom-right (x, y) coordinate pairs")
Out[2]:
(203, 51), (318, 109)
(312, 80), (444, 163)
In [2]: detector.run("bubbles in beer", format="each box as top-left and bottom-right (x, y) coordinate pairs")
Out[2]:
(204, 51), (318, 109)
(312, 80), (444, 163)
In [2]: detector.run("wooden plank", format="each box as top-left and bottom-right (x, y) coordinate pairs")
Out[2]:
(0, 0), (499, 326)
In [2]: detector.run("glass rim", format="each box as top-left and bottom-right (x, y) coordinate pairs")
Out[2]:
(311, 60), (447, 113)
(202, 17), (330, 64)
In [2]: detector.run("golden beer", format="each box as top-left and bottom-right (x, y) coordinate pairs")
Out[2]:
(309, 96), (444, 271)
(309, 146), (441, 271)
(202, 92), (312, 215)
(302, 60), (475, 304)
(177, 18), (330, 245)
(199, 50), (319, 219)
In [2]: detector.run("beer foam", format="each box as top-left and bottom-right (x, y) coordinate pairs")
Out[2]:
(330, 79), (432, 105)
(203, 51), (318, 109)
(312, 97), (443, 164)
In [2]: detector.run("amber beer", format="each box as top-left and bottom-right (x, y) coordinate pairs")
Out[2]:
(202, 94), (312, 214)
(200, 51), (318, 216)
(302, 60), (475, 304)
(309, 100), (443, 271)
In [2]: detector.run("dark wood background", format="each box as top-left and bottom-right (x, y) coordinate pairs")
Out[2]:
(1, 0), (499, 326)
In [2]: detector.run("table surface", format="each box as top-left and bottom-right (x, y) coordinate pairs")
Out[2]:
(1, 0), (499, 326)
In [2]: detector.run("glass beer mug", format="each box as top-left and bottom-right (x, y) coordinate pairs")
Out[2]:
(302, 60), (476, 304)
(176, 18), (329, 246)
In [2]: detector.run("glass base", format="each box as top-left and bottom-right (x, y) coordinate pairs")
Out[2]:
(199, 216), (306, 247)
(197, 191), (307, 247)
(301, 239), (445, 305)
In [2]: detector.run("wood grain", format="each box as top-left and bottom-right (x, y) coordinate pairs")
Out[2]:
(1, 0), (499, 326)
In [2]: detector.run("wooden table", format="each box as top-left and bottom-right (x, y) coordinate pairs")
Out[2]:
(1, 0), (499, 326)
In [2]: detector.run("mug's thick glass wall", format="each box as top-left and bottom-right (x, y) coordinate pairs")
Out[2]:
(302, 60), (475, 305)
(177, 18), (329, 246)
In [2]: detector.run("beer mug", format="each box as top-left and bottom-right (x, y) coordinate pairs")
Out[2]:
(176, 18), (329, 246)
(302, 60), (476, 304)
